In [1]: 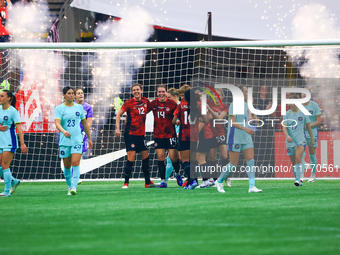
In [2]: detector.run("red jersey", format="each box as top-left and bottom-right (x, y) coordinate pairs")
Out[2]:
(174, 101), (200, 142)
(0, 7), (9, 36)
(197, 101), (213, 139)
(149, 98), (177, 139)
(121, 97), (150, 136)
(208, 100), (228, 137)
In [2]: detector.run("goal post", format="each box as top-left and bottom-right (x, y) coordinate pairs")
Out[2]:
(1, 40), (340, 181)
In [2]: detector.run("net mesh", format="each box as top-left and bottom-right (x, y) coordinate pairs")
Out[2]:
(1, 44), (339, 180)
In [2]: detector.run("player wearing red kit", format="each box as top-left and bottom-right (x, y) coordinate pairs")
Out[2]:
(115, 83), (156, 189)
(206, 89), (231, 188)
(149, 85), (181, 188)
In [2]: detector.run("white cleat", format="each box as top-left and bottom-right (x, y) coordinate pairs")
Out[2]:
(67, 188), (72, 196)
(216, 182), (225, 193)
(70, 187), (77, 195)
(226, 178), (232, 187)
(248, 186), (262, 193)
(198, 180), (210, 188)
(308, 178), (315, 183)
(208, 178), (215, 187)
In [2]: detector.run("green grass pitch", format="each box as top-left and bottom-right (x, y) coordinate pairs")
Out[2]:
(0, 180), (339, 255)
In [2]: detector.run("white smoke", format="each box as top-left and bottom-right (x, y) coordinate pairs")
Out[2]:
(84, 6), (154, 133)
(286, 3), (340, 131)
(6, 0), (63, 129)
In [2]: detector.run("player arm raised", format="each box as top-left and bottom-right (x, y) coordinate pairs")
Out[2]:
(15, 123), (28, 154)
(229, 115), (255, 135)
(115, 109), (125, 137)
(81, 118), (93, 149)
(55, 119), (71, 138)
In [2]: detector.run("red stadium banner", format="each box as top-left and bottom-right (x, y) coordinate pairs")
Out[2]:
(275, 131), (340, 178)
(15, 75), (60, 133)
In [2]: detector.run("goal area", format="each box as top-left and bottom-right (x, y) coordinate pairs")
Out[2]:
(1, 40), (340, 181)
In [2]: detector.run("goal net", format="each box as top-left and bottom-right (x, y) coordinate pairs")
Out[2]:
(1, 41), (340, 180)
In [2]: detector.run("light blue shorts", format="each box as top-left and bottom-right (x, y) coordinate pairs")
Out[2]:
(228, 141), (253, 153)
(0, 147), (17, 154)
(306, 137), (318, 148)
(59, 144), (83, 158)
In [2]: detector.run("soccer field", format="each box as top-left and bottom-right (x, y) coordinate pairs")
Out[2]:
(1, 180), (339, 255)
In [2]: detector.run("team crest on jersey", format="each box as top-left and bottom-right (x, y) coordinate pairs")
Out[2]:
(287, 148), (291, 153)
(75, 112), (80, 116)
(166, 107), (170, 111)
(3, 116), (8, 121)
(131, 144), (135, 148)
(235, 144), (240, 149)
(309, 110), (313, 115)
(144, 104), (147, 107)
(155, 143), (158, 147)
(61, 151), (65, 155)
(84, 110), (87, 116)
(298, 117), (303, 121)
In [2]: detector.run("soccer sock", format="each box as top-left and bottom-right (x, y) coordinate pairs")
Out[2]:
(182, 161), (190, 180)
(200, 163), (208, 181)
(218, 162), (235, 183)
(3, 168), (13, 193)
(246, 159), (256, 189)
(165, 156), (173, 181)
(158, 160), (166, 182)
(72, 166), (81, 189)
(64, 167), (72, 188)
(301, 151), (306, 175)
(310, 154), (317, 175)
(142, 157), (151, 184)
(124, 160), (133, 184)
(295, 164), (302, 182)
(0, 166), (3, 179)
(221, 158), (229, 166)
(173, 160), (180, 174)
(292, 165), (296, 179)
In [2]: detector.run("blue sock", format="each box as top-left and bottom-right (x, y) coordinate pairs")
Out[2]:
(3, 168), (13, 193)
(301, 151), (306, 173)
(165, 156), (173, 181)
(292, 165), (296, 179)
(295, 164), (302, 182)
(246, 159), (255, 189)
(64, 167), (72, 188)
(218, 162), (235, 183)
(310, 154), (317, 174)
(72, 166), (81, 188)
(0, 166), (3, 179)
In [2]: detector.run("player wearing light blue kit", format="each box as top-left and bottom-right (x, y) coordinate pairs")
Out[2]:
(0, 90), (28, 197)
(216, 86), (262, 193)
(282, 95), (314, 186)
(300, 91), (321, 183)
(55, 87), (93, 195)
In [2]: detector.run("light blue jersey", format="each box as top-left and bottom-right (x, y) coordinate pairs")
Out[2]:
(283, 109), (310, 147)
(0, 105), (20, 152)
(227, 101), (252, 145)
(303, 100), (321, 138)
(55, 103), (85, 147)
